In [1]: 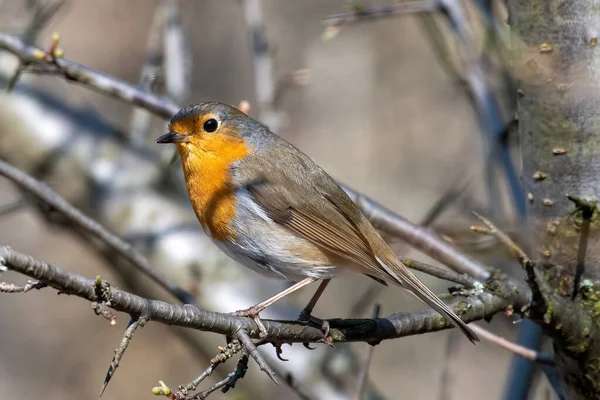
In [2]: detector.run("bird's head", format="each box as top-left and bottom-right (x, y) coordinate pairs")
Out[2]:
(156, 101), (254, 158)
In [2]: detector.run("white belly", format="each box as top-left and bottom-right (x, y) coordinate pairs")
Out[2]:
(210, 188), (340, 282)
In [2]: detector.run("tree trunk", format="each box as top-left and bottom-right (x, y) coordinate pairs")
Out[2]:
(508, 1), (600, 398)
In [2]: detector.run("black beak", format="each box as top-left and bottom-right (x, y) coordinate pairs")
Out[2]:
(155, 131), (188, 144)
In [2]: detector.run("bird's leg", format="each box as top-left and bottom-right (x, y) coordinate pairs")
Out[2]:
(232, 277), (317, 338)
(298, 279), (331, 338)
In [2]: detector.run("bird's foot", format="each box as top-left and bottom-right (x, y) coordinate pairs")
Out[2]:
(298, 309), (333, 346)
(231, 306), (268, 338)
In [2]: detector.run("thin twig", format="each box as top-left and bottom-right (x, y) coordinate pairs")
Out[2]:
(190, 354), (249, 400)
(402, 258), (477, 287)
(0, 245), (531, 345)
(353, 304), (381, 400)
(567, 195), (597, 299)
(100, 316), (148, 396)
(323, 1), (438, 26)
(471, 212), (547, 309)
(470, 324), (554, 365)
(236, 329), (278, 384)
(0, 280), (46, 292)
(174, 340), (243, 399)
(0, 160), (195, 305)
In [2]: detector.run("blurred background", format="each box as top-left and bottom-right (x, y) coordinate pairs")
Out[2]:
(0, 0), (555, 399)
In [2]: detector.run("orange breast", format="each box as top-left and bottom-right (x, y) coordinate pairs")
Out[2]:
(179, 131), (250, 242)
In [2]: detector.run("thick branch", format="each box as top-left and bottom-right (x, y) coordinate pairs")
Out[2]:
(0, 246), (529, 344)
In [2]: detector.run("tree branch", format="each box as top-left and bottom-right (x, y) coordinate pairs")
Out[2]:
(0, 245), (530, 345)
(0, 159), (195, 305)
(323, 1), (438, 27)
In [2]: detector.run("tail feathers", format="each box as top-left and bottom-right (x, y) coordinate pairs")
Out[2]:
(376, 257), (479, 344)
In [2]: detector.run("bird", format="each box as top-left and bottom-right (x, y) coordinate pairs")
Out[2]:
(155, 101), (479, 343)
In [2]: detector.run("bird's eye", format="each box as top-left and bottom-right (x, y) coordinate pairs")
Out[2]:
(203, 118), (218, 133)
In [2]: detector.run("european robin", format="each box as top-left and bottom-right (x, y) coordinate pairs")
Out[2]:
(156, 101), (478, 343)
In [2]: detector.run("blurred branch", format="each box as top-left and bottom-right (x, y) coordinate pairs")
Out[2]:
(469, 324), (554, 365)
(0, 245), (530, 345)
(0, 159), (195, 305)
(0, 32), (179, 119)
(0, 279), (46, 292)
(242, 0), (279, 130)
(0, 198), (27, 217)
(163, 0), (191, 103)
(323, 1), (438, 26)
(129, 0), (168, 146)
(352, 304), (380, 400)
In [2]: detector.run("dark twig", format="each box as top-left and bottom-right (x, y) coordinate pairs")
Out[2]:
(100, 316), (148, 396)
(323, 1), (438, 26)
(0, 279), (46, 292)
(235, 330), (278, 384)
(190, 354), (249, 400)
(567, 195), (597, 299)
(174, 340), (243, 399)
(353, 304), (381, 400)
(470, 324), (554, 365)
(0, 160), (195, 305)
(0, 245), (530, 345)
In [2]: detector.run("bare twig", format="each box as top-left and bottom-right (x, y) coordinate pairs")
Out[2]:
(0, 160), (195, 305)
(402, 258), (478, 287)
(470, 324), (554, 365)
(567, 195), (597, 299)
(0, 279), (46, 292)
(353, 304), (381, 400)
(323, 1), (438, 26)
(471, 212), (547, 308)
(190, 354), (249, 400)
(0, 245), (529, 345)
(175, 340), (244, 399)
(100, 316), (148, 396)
(236, 329), (278, 384)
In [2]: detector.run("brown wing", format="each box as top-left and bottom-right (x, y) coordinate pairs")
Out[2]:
(235, 146), (391, 283)
(234, 143), (479, 343)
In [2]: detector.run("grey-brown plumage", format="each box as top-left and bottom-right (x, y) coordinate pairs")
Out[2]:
(234, 125), (479, 343)
(161, 101), (479, 343)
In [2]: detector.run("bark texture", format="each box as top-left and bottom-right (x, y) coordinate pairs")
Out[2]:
(508, 1), (600, 398)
